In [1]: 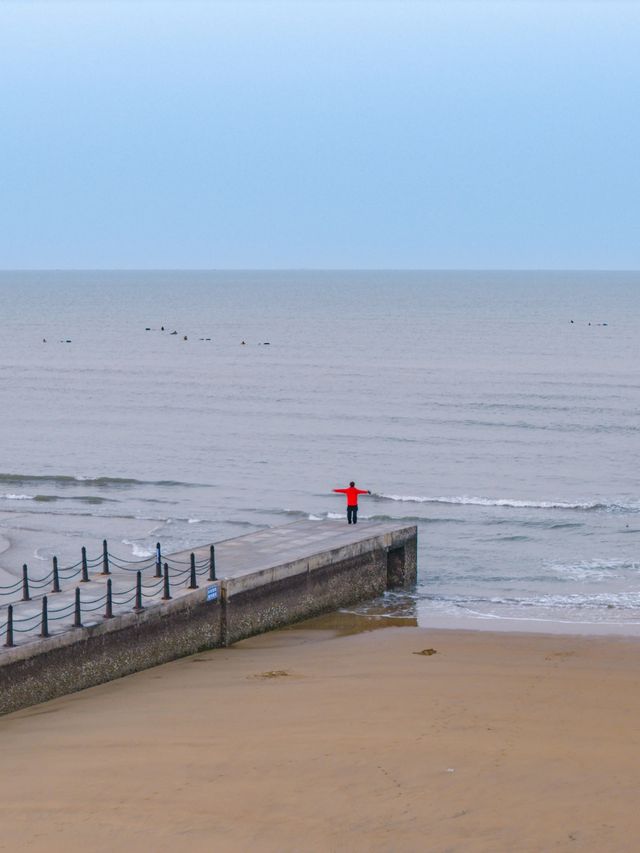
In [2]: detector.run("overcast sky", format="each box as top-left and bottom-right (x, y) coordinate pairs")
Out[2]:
(1, 0), (638, 269)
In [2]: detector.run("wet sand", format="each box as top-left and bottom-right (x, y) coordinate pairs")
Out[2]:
(1, 615), (639, 852)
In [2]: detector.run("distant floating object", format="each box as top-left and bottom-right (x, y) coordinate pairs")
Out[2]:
(263, 342), (270, 345)
(570, 320), (574, 324)
(161, 326), (165, 331)
(170, 330), (177, 335)
(183, 335), (188, 341)
(145, 327), (151, 331)
(241, 341), (246, 345)
(42, 338), (47, 343)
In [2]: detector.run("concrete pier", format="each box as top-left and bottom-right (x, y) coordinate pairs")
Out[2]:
(0, 519), (417, 716)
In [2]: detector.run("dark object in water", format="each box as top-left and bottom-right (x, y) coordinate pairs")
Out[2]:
(170, 330), (177, 335)
(145, 327), (151, 331)
(263, 342), (270, 345)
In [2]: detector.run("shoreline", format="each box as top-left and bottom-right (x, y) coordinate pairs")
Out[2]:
(2, 615), (640, 851)
(412, 609), (640, 638)
(336, 608), (640, 640)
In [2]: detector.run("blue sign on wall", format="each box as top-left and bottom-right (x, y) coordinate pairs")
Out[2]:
(207, 585), (219, 602)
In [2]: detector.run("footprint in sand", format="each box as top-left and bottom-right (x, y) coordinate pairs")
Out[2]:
(413, 649), (437, 656)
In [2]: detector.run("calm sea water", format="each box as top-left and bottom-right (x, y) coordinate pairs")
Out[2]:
(1, 270), (639, 634)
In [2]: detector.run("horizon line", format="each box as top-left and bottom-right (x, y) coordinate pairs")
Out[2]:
(1, 267), (639, 274)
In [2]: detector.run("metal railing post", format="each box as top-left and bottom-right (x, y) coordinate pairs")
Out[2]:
(52, 556), (61, 593)
(40, 595), (49, 638)
(162, 562), (171, 600)
(4, 605), (14, 647)
(134, 570), (143, 612)
(155, 542), (162, 578)
(189, 553), (198, 589)
(104, 578), (113, 619)
(102, 539), (110, 575)
(209, 544), (216, 581)
(81, 546), (89, 582)
(73, 587), (82, 628)
(22, 564), (30, 601)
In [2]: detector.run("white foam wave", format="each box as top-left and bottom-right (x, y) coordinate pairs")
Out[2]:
(427, 590), (640, 615)
(188, 518), (202, 524)
(378, 493), (614, 511)
(310, 511), (372, 521)
(3, 493), (35, 500)
(122, 539), (154, 558)
(549, 559), (640, 583)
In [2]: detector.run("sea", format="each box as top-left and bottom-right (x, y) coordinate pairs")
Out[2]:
(1, 270), (639, 635)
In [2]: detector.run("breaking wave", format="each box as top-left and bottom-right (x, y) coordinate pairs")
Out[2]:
(122, 540), (155, 558)
(377, 493), (639, 512)
(0, 473), (205, 488)
(1, 493), (117, 504)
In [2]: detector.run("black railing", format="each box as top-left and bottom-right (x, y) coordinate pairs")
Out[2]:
(1, 540), (215, 648)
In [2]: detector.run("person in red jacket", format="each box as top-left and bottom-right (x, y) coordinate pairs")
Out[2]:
(333, 481), (372, 524)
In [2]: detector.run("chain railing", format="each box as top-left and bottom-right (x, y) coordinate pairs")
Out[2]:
(1, 541), (217, 648)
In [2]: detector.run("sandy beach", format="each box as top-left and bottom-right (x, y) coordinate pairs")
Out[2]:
(1, 615), (639, 852)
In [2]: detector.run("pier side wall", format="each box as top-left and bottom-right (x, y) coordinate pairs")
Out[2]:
(224, 549), (388, 644)
(0, 525), (417, 716)
(0, 585), (223, 717)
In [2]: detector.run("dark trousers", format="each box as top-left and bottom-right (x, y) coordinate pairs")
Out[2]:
(347, 505), (358, 524)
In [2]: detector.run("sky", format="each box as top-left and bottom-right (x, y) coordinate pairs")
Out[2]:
(0, 0), (639, 270)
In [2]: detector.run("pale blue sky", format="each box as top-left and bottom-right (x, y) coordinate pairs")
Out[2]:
(1, 0), (638, 269)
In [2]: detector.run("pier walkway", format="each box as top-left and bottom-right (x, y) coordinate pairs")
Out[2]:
(0, 519), (417, 714)
(1, 519), (413, 650)
(173, 518), (411, 579)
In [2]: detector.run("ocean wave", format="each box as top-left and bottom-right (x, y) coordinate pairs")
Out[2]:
(377, 493), (638, 512)
(1, 493), (117, 505)
(548, 559), (640, 583)
(0, 473), (206, 488)
(425, 590), (640, 614)
(306, 511), (455, 524)
(369, 513), (465, 524)
(248, 508), (309, 518)
(122, 540), (154, 558)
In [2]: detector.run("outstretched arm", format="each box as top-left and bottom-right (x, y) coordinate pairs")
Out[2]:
(356, 488), (372, 495)
(333, 488), (348, 494)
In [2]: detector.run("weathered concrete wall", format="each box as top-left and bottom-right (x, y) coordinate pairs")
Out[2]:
(0, 582), (223, 716)
(224, 549), (388, 644)
(387, 536), (417, 589)
(0, 524), (417, 716)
